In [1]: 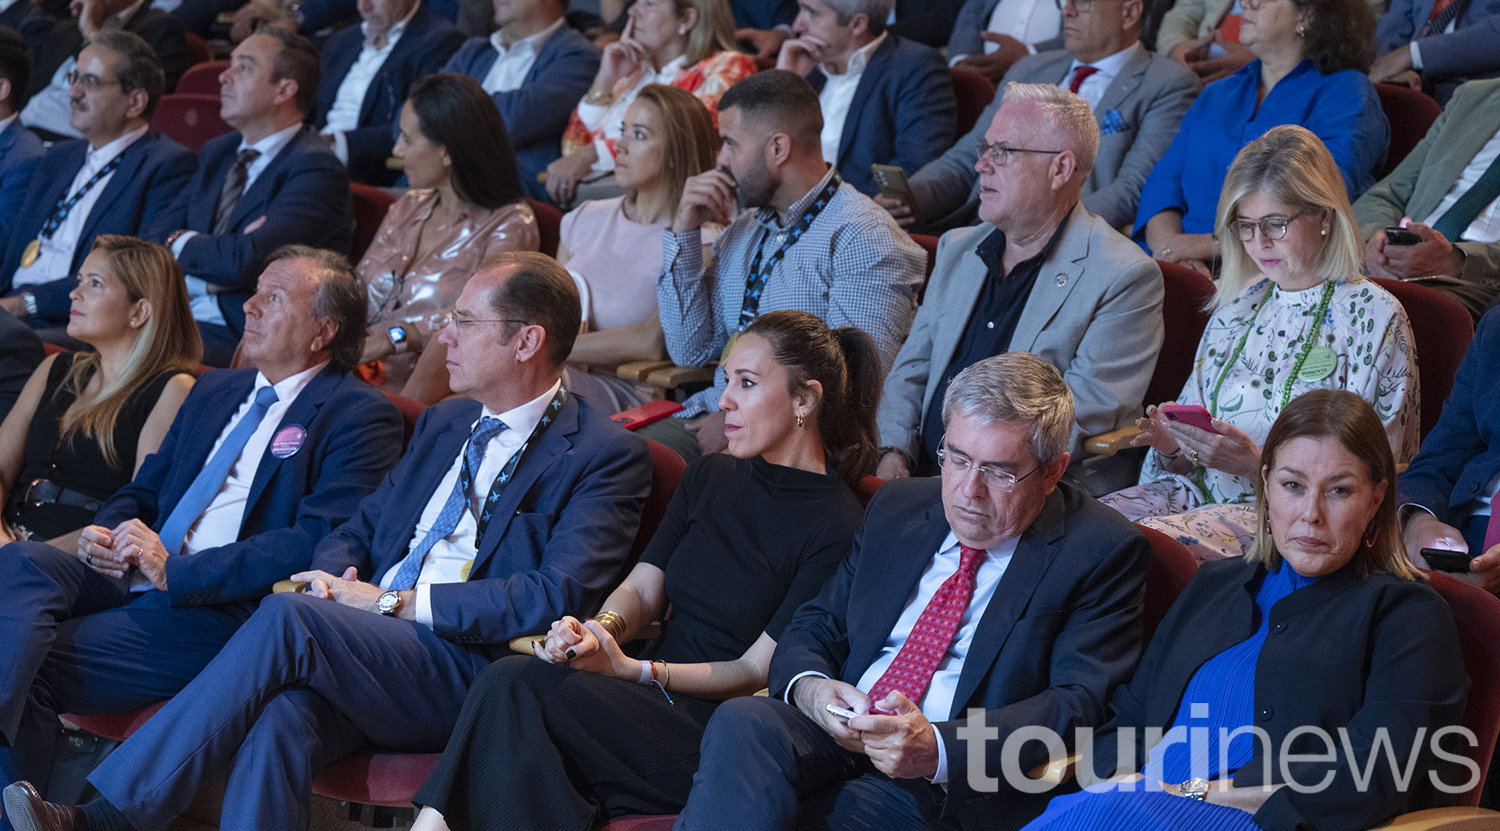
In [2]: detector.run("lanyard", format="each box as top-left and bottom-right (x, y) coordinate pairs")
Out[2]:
(736, 172), (842, 331)
(1209, 279), (1336, 416)
(39, 153), (125, 240)
(468, 386), (566, 543)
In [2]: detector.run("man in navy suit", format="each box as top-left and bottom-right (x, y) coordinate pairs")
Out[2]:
(677, 353), (1151, 831)
(2, 253), (652, 831)
(441, 0), (598, 202)
(0, 247), (403, 803)
(776, 0), (955, 197)
(0, 29), (44, 252)
(0, 309), (43, 424)
(313, 0), (462, 186)
(0, 31), (195, 331)
(1400, 307), (1500, 589)
(1370, 0), (1500, 101)
(159, 28), (354, 366)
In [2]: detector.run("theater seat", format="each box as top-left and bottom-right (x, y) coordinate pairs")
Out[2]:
(175, 60), (227, 95)
(1374, 83), (1443, 179)
(949, 67), (997, 140)
(350, 183), (396, 263)
(528, 197), (564, 258)
(150, 94), (233, 151)
(1371, 278), (1475, 441)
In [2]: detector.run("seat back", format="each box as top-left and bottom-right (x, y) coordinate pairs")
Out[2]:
(949, 67), (997, 140)
(350, 183), (396, 263)
(176, 59), (228, 95)
(528, 197), (564, 258)
(634, 439), (686, 560)
(149, 93), (233, 151)
(1137, 525), (1199, 641)
(1423, 572), (1500, 806)
(856, 475), (884, 507)
(1374, 83), (1443, 178)
(183, 32), (214, 67)
(381, 391), (425, 451)
(1147, 260), (1217, 408)
(1372, 277), (1475, 440)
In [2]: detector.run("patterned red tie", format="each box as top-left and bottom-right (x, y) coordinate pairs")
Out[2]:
(866, 545), (986, 713)
(1068, 66), (1099, 94)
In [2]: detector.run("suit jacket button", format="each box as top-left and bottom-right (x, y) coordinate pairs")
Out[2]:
(1258, 707), (1275, 721)
(1271, 622), (1286, 634)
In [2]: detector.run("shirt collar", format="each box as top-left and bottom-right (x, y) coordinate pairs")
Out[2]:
(252, 359), (328, 403)
(0, 114), (15, 133)
(1066, 40), (1139, 80)
(936, 531), (1021, 562)
(977, 210), (1072, 275)
(482, 378), (563, 436)
(490, 16), (564, 55)
(87, 124), (148, 167)
(821, 30), (885, 77)
(756, 163), (839, 229)
(362, 1), (418, 48)
(237, 122), (302, 164)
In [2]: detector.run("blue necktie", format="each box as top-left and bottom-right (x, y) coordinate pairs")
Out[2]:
(384, 417), (508, 591)
(157, 385), (280, 555)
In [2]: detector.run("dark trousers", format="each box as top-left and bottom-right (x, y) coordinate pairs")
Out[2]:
(87, 592), (488, 831)
(673, 696), (956, 831)
(415, 655), (721, 830)
(0, 542), (252, 793)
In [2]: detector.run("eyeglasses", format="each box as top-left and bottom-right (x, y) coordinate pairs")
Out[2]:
(1229, 212), (1305, 242)
(436, 310), (530, 332)
(1053, 0), (1102, 11)
(65, 71), (122, 90)
(936, 440), (1044, 493)
(975, 140), (1064, 167)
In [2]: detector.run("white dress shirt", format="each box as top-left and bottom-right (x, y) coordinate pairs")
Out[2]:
(20, 0), (145, 138)
(12, 125), (147, 288)
(480, 18), (564, 94)
(320, 3), (418, 163)
(173, 122), (302, 326)
(130, 362), (329, 590)
(817, 32), (886, 166)
(379, 380), (561, 627)
(787, 531), (1020, 785)
(1420, 125), (1500, 243)
(1061, 42), (1140, 111)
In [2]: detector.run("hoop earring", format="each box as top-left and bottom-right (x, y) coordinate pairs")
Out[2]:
(1363, 524), (1379, 549)
(796, 414), (805, 428)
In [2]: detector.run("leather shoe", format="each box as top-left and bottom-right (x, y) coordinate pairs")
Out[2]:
(3, 781), (85, 831)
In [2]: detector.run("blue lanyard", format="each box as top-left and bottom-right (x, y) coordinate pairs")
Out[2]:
(39, 153), (125, 240)
(469, 386), (566, 541)
(736, 172), (842, 331)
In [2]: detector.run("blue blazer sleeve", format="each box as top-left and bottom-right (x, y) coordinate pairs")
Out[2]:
(0, 310), (43, 424)
(1132, 95), (1200, 241)
(496, 28), (599, 151)
(1376, 0), (1421, 56)
(831, 37), (956, 196)
(0, 123), (44, 252)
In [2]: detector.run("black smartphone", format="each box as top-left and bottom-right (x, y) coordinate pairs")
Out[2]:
(1384, 226), (1422, 246)
(1421, 548), (1472, 573)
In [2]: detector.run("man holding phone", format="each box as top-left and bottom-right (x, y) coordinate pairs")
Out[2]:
(1354, 78), (1500, 320)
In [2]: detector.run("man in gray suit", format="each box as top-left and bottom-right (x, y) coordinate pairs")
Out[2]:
(879, 0), (1198, 232)
(875, 82), (1163, 488)
(1356, 78), (1500, 319)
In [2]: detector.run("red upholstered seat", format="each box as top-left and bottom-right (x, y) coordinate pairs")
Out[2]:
(381, 391), (425, 450)
(1421, 572), (1500, 806)
(527, 198), (564, 259)
(1374, 83), (1443, 179)
(64, 700), (167, 742)
(350, 183), (396, 263)
(603, 815), (680, 830)
(183, 33), (213, 67)
(175, 60), (228, 95)
(1147, 260), (1216, 408)
(856, 475), (884, 507)
(1371, 277), (1475, 441)
(1137, 525), (1198, 641)
(149, 94), (232, 152)
(949, 67), (996, 140)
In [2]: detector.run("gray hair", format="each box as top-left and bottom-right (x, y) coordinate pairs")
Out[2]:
(821, 0), (893, 34)
(266, 245), (366, 373)
(941, 352), (1075, 462)
(999, 82), (1099, 185)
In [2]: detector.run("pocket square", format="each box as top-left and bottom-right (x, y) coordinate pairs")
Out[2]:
(1100, 108), (1128, 136)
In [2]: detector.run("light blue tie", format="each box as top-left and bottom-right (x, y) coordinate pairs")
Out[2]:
(383, 417), (508, 591)
(157, 385), (280, 555)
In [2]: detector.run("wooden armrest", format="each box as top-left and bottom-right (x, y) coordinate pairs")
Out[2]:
(1084, 426), (1142, 456)
(1371, 807), (1500, 829)
(509, 634), (546, 655)
(272, 580), (307, 594)
(646, 364), (715, 389)
(1026, 753), (1079, 785)
(616, 360), (676, 382)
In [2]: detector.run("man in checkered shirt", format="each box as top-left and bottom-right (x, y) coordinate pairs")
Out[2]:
(643, 69), (926, 462)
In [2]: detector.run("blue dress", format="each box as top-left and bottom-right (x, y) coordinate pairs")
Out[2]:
(1132, 59), (1389, 245)
(1022, 564), (1319, 831)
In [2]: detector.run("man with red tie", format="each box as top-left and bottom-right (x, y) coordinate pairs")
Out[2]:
(675, 352), (1152, 831)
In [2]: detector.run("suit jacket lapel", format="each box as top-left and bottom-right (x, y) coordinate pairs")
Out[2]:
(77, 135), (149, 248)
(846, 503), (954, 681)
(1010, 202), (1090, 352)
(837, 37), (895, 166)
(1094, 47), (1150, 117)
(241, 367), (336, 519)
(930, 227), (1000, 392)
(162, 371), (256, 514)
(1409, 85), (1500, 220)
(947, 488), (1067, 717)
(468, 395), (578, 577)
(227, 130), (303, 230)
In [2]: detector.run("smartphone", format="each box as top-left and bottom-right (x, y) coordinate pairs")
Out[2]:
(825, 703), (859, 720)
(872, 164), (915, 205)
(1159, 404), (1223, 435)
(610, 399), (684, 431)
(1384, 226), (1421, 246)
(1421, 548), (1472, 573)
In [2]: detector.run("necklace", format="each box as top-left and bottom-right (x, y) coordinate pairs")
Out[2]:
(1209, 279), (1337, 416)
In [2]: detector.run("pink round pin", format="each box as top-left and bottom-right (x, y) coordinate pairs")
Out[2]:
(270, 424), (307, 459)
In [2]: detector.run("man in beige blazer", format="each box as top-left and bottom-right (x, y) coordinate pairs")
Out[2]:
(875, 82), (1163, 490)
(1355, 78), (1500, 319)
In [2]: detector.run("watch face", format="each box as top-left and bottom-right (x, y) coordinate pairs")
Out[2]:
(378, 591), (399, 614)
(387, 326), (407, 343)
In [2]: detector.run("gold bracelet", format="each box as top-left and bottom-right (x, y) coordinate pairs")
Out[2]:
(656, 660), (670, 690)
(592, 610), (626, 641)
(585, 87), (613, 105)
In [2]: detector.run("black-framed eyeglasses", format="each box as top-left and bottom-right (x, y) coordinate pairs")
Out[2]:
(1053, 0), (1102, 11)
(1229, 212), (1305, 242)
(935, 437), (1044, 493)
(975, 140), (1064, 167)
(65, 70), (122, 90)
(437, 310), (530, 332)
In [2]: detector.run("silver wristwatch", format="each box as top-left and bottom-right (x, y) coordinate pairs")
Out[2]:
(1177, 777), (1209, 801)
(377, 590), (401, 616)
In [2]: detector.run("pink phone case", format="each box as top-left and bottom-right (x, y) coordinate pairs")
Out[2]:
(610, 399), (684, 431)
(1160, 404), (1222, 434)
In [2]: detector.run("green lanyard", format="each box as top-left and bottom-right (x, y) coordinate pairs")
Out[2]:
(1208, 279), (1336, 417)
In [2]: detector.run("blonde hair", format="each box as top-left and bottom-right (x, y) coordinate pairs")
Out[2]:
(677, 0), (737, 66)
(1211, 125), (1364, 311)
(58, 236), (202, 467)
(631, 84), (716, 218)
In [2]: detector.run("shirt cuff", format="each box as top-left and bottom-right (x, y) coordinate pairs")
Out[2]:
(415, 582), (434, 627)
(171, 231), (197, 257)
(1398, 502), (1437, 529)
(1409, 41), (1423, 71)
(931, 726), (949, 784)
(327, 130), (350, 165)
(783, 670), (830, 705)
(948, 53), (970, 67)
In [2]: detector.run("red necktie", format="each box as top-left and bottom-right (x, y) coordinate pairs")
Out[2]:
(866, 545), (986, 712)
(1068, 66), (1099, 94)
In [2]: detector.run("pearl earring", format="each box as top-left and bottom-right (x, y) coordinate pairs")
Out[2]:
(1320, 229), (1327, 236)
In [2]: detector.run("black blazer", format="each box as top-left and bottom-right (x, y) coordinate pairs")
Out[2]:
(769, 476), (1152, 830)
(1088, 557), (1469, 831)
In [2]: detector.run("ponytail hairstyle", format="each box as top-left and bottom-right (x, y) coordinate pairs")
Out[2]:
(742, 310), (881, 488)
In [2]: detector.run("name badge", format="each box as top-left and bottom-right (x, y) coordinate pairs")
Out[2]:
(1298, 346), (1338, 381)
(270, 424), (307, 458)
